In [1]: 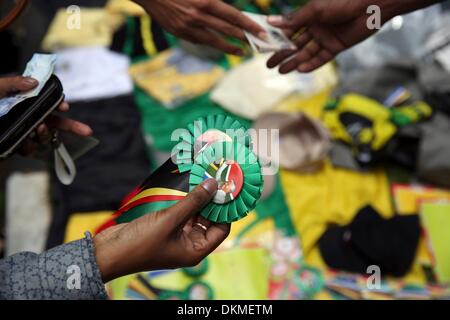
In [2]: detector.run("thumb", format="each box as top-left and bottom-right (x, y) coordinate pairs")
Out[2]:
(0, 76), (38, 96)
(163, 179), (218, 227)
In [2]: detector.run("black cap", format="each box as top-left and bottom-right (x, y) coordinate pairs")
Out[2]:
(319, 205), (420, 277)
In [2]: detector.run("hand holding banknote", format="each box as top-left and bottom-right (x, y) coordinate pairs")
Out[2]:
(265, 0), (441, 73)
(0, 76), (92, 155)
(243, 12), (296, 54)
(0, 54), (58, 118)
(133, 0), (266, 55)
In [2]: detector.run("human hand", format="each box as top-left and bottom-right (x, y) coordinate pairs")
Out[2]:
(0, 76), (93, 155)
(94, 179), (230, 283)
(134, 0), (266, 55)
(266, 0), (389, 73)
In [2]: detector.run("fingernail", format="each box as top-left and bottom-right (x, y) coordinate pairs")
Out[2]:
(267, 15), (283, 24)
(23, 77), (38, 85)
(82, 126), (93, 136)
(59, 102), (69, 111)
(258, 31), (268, 40)
(298, 64), (309, 72)
(201, 179), (218, 195)
(37, 123), (46, 134)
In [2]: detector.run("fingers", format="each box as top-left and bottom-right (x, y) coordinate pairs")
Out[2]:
(189, 28), (244, 55)
(0, 76), (38, 96)
(273, 37), (334, 74)
(164, 179), (218, 228)
(297, 49), (333, 72)
(199, 13), (246, 42)
(267, 2), (318, 30)
(36, 123), (51, 143)
(267, 31), (312, 68)
(19, 123), (50, 156)
(45, 115), (93, 137)
(206, 0), (266, 38)
(58, 101), (70, 112)
(195, 216), (230, 250)
(205, 222), (230, 250)
(267, 50), (297, 69)
(189, 219), (230, 254)
(279, 40), (321, 74)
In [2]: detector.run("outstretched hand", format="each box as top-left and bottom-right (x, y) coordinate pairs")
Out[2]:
(134, 0), (266, 55)
(266, 0), (383, 73)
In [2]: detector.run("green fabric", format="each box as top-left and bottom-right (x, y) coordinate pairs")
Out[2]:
(231, 0), (307, 13)
(256, 174), (297, 236)
(123, 16), (136, 56)
(134, 87), (251, 152)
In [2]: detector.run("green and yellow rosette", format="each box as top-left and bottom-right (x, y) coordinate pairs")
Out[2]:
(96, 115), (262, 233)
(174, 114), (250, 173)
(189, 140), (263, 223)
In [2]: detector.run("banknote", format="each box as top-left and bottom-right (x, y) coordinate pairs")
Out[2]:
(243, 12), (296, 53)
(0, 53), (57, 118)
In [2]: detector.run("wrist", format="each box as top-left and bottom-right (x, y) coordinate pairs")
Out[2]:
(93, 234), (122, 283)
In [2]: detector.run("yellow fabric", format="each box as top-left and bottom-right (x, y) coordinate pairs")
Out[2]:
(255, 0), (271, 9)
(273, 89), (333, 119)
(273, 64), (337, 120)
(127, 277), (158, 299)
(108, 275), (135, 300)
(393, 184), (450, 214)
(106, 0), (146, 16)
(64, 211), (113, 243)
(420, 202), (450, 283)
(222, 210), (275, 248)
(42, 8), (124, 51)
(323, 94), (397, 151)
(280, 161), (394, 255)
(129, 50), (225, 106)
(149, 247), (270, 300)
(225, 54), (245, 68)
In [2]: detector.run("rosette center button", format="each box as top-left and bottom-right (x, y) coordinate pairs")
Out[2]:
(204, 159), (244, 204)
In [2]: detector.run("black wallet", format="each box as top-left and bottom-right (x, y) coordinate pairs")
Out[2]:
(0, 74), (64, 159)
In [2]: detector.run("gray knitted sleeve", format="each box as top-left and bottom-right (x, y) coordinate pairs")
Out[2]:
(0, 232), (108, 300)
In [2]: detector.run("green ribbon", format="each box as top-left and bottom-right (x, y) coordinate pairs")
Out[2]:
(175, 114), (251, 173)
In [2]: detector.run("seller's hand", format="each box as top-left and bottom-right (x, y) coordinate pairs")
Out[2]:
(94, 179), (230, 283)
(266, 0), (388, 73)
(0, 76), (93, 155)
(134, 0), (266, 55)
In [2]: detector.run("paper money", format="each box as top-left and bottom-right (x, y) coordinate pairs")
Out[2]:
(243, 12), (296, 53)
(17, 54), (57, 99)
(0, 53), (57, 118)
